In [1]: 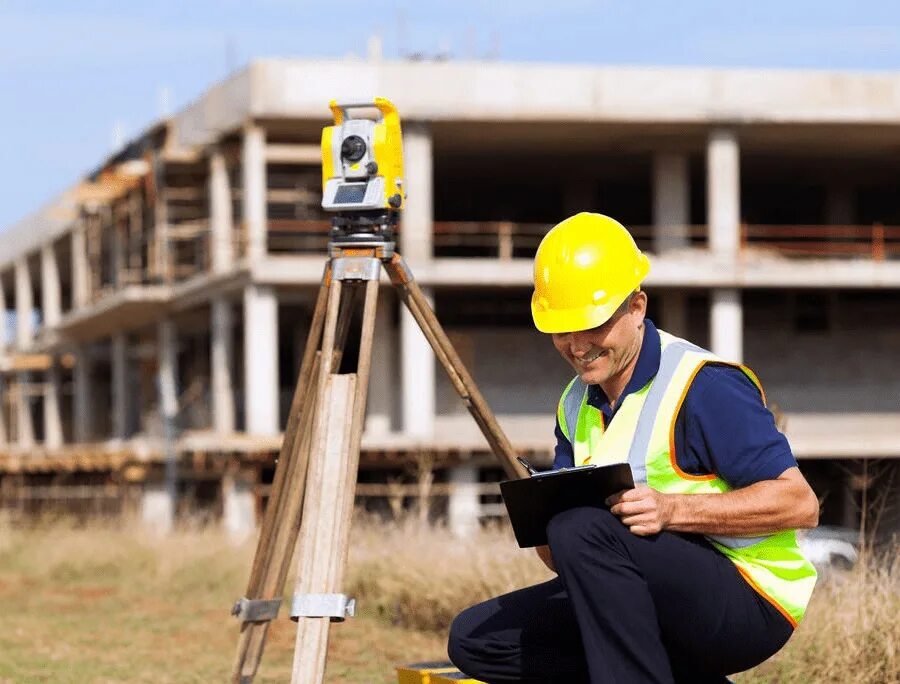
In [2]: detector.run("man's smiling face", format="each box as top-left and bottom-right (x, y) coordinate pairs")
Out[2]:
(551, 292), (647, 388)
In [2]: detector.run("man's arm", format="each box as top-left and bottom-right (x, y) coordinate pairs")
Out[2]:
(607, 466), (819, 537)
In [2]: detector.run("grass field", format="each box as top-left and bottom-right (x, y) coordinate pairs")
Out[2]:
(0, 516), (896, 683)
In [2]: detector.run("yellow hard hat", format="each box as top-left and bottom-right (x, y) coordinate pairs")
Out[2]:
(531, 212), (650, 333)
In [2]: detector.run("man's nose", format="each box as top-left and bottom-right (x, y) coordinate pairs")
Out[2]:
(569, 332), (592, 356)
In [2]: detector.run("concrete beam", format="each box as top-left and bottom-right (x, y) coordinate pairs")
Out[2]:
(242, 124), (267, 262)
(211, 296), (236, 434)
(210, 149), (235, 273)
(14, 258), (33, 349)
(243, 284), (279, 435)
(707, 129), (741, 256)
(174, 61), (900, 149)
(401, 122), (433, 266)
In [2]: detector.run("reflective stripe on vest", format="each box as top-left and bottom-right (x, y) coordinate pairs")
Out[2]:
(556, 329), (817, 625)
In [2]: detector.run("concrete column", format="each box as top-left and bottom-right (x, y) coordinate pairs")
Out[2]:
(711, 289), (743, 362)
(40, 244), (62, 329)
(43, 361), (63, 450)
(448, 465), (480, 538)
(707, 130), (742, 362)
(707, 129), (741, 256)
(653, 153), (690, 253)
(222, 466), (256, 542)
(211, 297), (235, 434)
(242, 124), (267, 262)
(14, 258), (33, 349)
(72, 223), (90, 308)
(111, 334), (129, 439)
(401, 289), (435, 438)
(366, 289), (395, 436)
(73, 345), (93, 442)
(210, 149), (235, 272)
(826, 185), (854, 225)
(243, 285), (279, 435)
(154, 320), (179, 535)
(15, 373), (34, 448)
(401, 122), (433, 265)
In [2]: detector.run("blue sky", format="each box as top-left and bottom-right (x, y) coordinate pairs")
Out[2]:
(2, 0), (900, 230)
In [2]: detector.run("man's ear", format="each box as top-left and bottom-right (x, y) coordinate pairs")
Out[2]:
(631, 290), (648, 318)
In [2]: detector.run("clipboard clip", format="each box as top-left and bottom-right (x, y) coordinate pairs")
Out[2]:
(516, 455), (539, 476)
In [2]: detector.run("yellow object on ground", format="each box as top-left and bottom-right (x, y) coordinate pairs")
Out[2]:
(395, 661), (461, 684)
(429, 672), (486, 683)
(531, 212), (650, 333)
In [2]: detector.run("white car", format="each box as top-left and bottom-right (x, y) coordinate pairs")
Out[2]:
(798, 525), (860, 571)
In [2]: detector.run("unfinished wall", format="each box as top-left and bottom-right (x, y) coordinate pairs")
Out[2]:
(745, 290), (900, 412)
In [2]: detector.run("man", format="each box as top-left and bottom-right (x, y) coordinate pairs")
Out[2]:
(448, 213), (819, 683)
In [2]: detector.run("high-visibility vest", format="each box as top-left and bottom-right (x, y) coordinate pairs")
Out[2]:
(556, 329), (817, 626)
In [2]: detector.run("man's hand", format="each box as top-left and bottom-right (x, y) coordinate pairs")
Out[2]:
(606, 485), (676, 536)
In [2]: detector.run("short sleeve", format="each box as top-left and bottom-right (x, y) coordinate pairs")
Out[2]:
(675, 364), (797, 489)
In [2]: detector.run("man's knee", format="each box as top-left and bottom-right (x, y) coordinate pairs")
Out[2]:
(546, 506), (623, 564)
(447, 603), (488, 676)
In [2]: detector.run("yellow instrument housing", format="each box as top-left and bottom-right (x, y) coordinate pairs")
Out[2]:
(321, 97), (405, 212)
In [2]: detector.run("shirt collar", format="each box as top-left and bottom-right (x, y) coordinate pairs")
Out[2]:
(587, 319), (661, 417)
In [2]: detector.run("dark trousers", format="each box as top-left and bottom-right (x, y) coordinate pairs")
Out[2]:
(448, 507), (793, 684)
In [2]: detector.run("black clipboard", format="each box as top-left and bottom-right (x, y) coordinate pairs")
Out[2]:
(500, 463), (634, 548)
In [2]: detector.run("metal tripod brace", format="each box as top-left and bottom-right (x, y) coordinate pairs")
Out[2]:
(230, 235), (528, 684)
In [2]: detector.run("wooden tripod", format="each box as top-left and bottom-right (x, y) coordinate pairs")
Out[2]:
(230, 241), (527, 684)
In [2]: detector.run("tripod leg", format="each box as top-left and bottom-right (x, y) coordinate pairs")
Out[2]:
(245, 266), (330, 598)
(232, 270), (342, 683)
(290, 278), (380, 684)
(385, 254), (526, 480)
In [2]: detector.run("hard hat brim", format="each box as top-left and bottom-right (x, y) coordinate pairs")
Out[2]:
(532, 295), (628, 334)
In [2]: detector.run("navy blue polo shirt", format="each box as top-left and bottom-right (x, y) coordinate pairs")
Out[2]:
(552, 320), (797, 488)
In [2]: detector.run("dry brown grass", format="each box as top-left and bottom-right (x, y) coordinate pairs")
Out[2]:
(0, 514), (896, 683)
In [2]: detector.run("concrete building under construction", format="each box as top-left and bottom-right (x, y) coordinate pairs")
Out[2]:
(1, 59), (899, 539)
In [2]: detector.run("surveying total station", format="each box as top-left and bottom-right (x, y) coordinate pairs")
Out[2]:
(230, 98), (526, 684)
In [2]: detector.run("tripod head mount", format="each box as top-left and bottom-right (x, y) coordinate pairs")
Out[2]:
(327, 209), (398, 257)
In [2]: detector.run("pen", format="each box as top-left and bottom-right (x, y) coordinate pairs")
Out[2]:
(516, 455), (539, 476)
